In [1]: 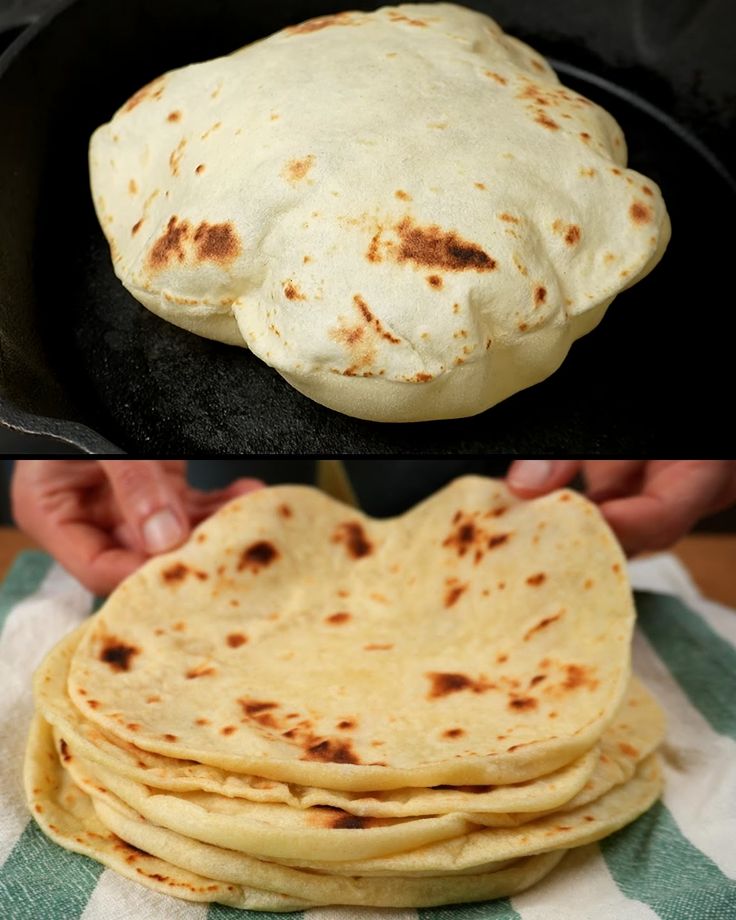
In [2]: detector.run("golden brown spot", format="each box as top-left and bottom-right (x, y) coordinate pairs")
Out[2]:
(562, 663), (598, 691)
(195, 164), (205, 175)
(220, 725), (237, 736)
(195, 718), (210, 726)
(579, 131), (590, 142)
(332, 521), (373, 559)
(630, 201), (652, 224)
(304, 739), (360, 764)
(488, 533), (510, 550)
(584, 815), (596, 822)
(364, 643), (393, 651)
(238, 541), (279, 573)
(535, 112), (559, 130)
(444, 580), (468, 608)
(484, 70), (508, 85)
(326, 612), (351, 625)
(186, 663), (216, 679)
(642, 185), (654, 197)
(391, 217), (496, 272)
(530, 674), (547, 686)
(353, 294), (401, 344)
(34, 804), (43, 814)
(427, 274), (443, 289)
(509, 696), (538, 711)
(128, 179), (138, 196)
(122, 78), (165, 112)
(226, 633), (247, 648)
(443, 728), (465, 739)
(287, 12), (354, 34)
(534, 285), (547, 306)
(284, 281), (306, 301)
(426, 672), (494, 699)
(99, 637), (139, 673)
(526, 572), (546, 586)
(611, 167), (622, 176)
(584, 578), (594, 589)
(496, 653), (508, 664)
(284, 155), (315, 182)
(193, 221), (241, 264)
(59, 739), (71, 763)
(388, 11), (427, 26)
(148, 216), (190, 270)
(131, 219), (143, 237)
(167, 110), (181, 122)
(278, 504), (293, 519)
(168, 139), (186, 176)
(475, 182), (486, 190)
(524, 610), (562, 640)
(619, 741), (639, 758)
(531, 59), (545, 72)
(580, 166), (597, 178)
(518, 322), (528, 332)
(161, 562), (208, 584)
(499, 212), (519, 224)
(395, 189), (412, 201)
(337, 719), (356, 730)
(162, 734), (177, 742)
(413, 372), (433, 383)
(87, 700), (99, 709)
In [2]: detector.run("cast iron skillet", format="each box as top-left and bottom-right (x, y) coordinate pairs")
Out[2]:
(0, 0), (734, 454)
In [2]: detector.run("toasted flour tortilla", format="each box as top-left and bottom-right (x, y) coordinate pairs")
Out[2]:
(67, 477), (634, 790)
(27, 714), (564, 908)
(38, 625), (599, 817)
(90, 3), (670, 422)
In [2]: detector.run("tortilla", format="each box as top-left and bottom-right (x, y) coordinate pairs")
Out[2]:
(89, 3), (670, 422)
(67, 477), (634, 790)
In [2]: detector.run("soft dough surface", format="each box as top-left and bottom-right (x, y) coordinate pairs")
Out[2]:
(89, 3), (670, 421)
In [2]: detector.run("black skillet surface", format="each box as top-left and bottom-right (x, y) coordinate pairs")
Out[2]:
(0, 0), (734, 454)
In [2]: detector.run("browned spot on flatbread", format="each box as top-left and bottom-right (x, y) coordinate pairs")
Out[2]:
(332, 521), (372, 559)
(630, 201), (652, 224)
(278, 504), (293, 518)
(148, 217), (190, 270)
(287, 12), (355, 34)
(509, 696), (538, 711)
(195, 164), (205, 175)
(304, 739), (361, 764)
(535, 112), (559, 130)
(444, 580), (468, 608)
(167, 110), (181, 122)
(284, 155), (315, 182)
(87, 700), (100, 709)
(524, 610), (562, 640)
(238, 541), (279, 573)
(391, 217), (496, 272)
(162, 734), (177, 742)
(59, 739), (71, 763)
(131, 219), (143, 236)
(186, 663), (216, 679)
(99, 636), (139, 673)
(499, 212), (519, 224)
(226, 633), (247, 648)
(326, 612), (351, 625)
(426, 672), (494, 699)
(561, 663), (599, 691)
(395, 189), (412, 201)
(195, 717), (210, 726)
(337, 719), (356, 730)
(488, 533), (510, 549)
(552, 219), (581, 245)
(169, 139), (187, 176)
(388, 11), (427, 26)
(364, 642), (393, 651)
(353, 294), (401, 344)
(619, 741), (639, 758)
(193, 222), (241, 264)
(526, 572), (546, 586)
(534, 285), (547, 306)
(442, 727), (465, 739)
(161, 562), (207, 584)
(128, 179), (138, 195)
(220, 725), (237, 736)
(427, 274), (443, 289)
(284, 281), (306, 301)
(485, 70), (507, 85)
(123, 78), (165, 112)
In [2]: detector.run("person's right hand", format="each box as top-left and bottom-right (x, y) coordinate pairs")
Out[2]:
(11, 460), (263, 595)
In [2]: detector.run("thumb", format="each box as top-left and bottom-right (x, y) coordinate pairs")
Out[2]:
(100, 461), (189, 555)
(507, 460), (582, 498)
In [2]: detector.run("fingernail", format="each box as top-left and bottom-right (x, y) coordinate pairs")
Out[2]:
(142, 508), (184, 554)
(510, 460), (553, 490)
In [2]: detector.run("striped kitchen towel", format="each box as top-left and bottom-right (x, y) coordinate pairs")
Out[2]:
(0, 550), (734, 920)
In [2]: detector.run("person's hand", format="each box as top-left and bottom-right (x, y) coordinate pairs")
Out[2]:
(11, 461), (263, 595)
(506, 460), (736, 556)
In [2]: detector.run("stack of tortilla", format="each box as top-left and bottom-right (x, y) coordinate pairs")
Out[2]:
(26, 478), (665, 909)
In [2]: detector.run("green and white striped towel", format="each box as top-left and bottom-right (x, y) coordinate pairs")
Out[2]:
(1, 551), (735, 920)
